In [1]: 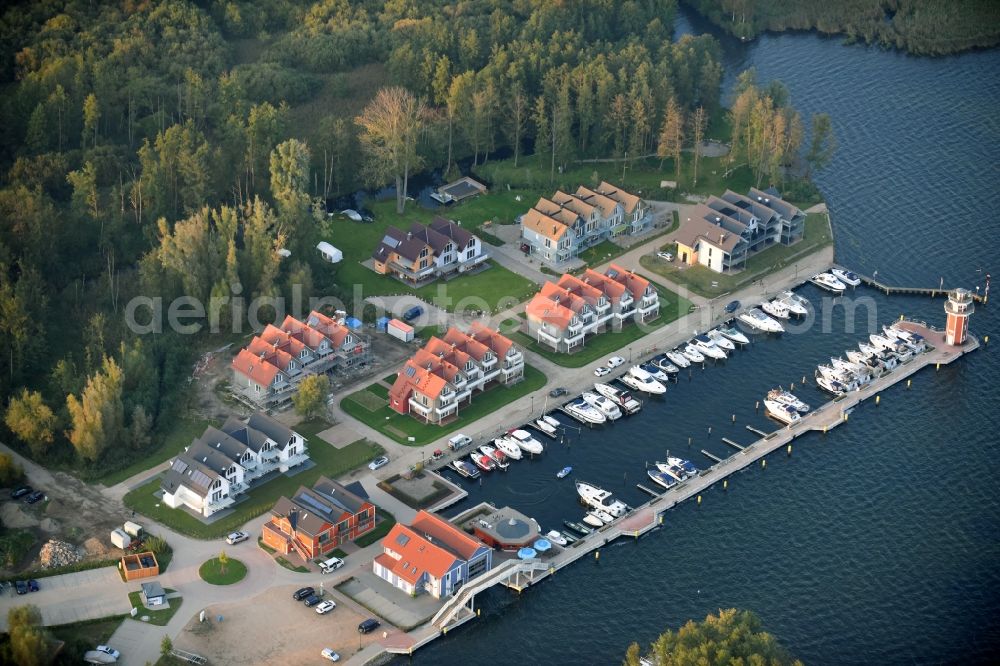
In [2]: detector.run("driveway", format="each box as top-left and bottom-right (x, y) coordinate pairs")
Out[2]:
(0, 567), (130, 630)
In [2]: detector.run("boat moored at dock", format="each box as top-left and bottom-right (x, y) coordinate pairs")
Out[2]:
(681, 343), (706, 363)
(761, 299), (791, 320)
(767, 388), (810, 413)
(665, 349), (691, 368)
(739, 308), (785, 333)
(576, 481), (628, 517)
(451, 459), (480, 479)
(777, 290), (810, 316)
(831, 267), (861, 287)
(581, 391), (623, 421)
(810, 272), (847, 294)
(593, 383), (642, 414)
(706, 329), (736, 351)
(479, 445), (509, 470)
(652, 355), (681, 374)
(640, 362), (672, 382)
(470, 452), (496, 472)
(693, 334), (728, 359)
(562, 398), (607, 425)
(506, 429), (545, 455)
(619, 366), (666, 395)
(563, 521), (592, 536)
(718, 323), (750, 345)
(647, 468), (677, 491)
(764, 398), (802, 425)
(493, 437), (523, 460)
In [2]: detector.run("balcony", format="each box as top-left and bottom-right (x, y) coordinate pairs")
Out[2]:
(408, 399), (433, 416)
(536, 327), (560, 343)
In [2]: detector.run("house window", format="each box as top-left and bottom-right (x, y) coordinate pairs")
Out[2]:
(419, 258), (428, 269)
(419, 247), (428, 258)
(288, 445), (296, 456)
(544, 238), (552, 248)
(337, 519), (349, 534)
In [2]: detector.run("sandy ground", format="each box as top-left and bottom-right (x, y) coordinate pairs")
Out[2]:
(172, 585), (388, 665)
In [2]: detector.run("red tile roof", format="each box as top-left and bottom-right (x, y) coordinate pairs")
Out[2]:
(606, 263), (652, 299)
(232, 348), (284, 387)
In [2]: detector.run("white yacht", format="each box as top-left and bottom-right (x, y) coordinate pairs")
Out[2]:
(647, 468), (677, 491)
(576, 481), (628, 517)
(681, 343), (706, 363)
(563, 397), (607, 425)
(706, 329), (736, 351)
(506, 429), (544, 455)
(883, 324), (926, 353)
(533, 417), (558, 438)
(831, 267), (861, 287)
(858, 341), (880, 356)
(493, 436), (523, 460)
(778, 290), (810, 316)
(870, 333), (913, 361)
(581, 391), (623, 421)
(815, 367), (859, 391)
(665, 349), (691, 368)
(656, 457), (698, 481)
(544, 530), (567, 547)
(765, 399), (802, 426)
(593, 383), (642, 414)
(815, 375), (848, 396)
(620, 366), (666, 395)
(692, 335), (727, 359)
(760, 299), (791, 320)
(831, 357), (871, 384)
(810, 272), (847, 294)
(739, 308), (785, 333)
(718, 324), (750, 345)
(640, 363), (671, 382)
(767, 388), (810, 413)
(479, 444), (509, 470)
(652, 355), (681, 374)
(583, 510), (613, 527)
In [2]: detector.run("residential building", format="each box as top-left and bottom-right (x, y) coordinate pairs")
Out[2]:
(262, 476), (375, 560)
(388, 322), (523, 423)
(231, 310), (370, 407)
(371, 217), (487, 285)
(373, 510), (492, 599)
(524, 265), (659, 352)
(520, 181), (650, 263)
(675, 188), (805, 274)
(160, 413), (308, 518)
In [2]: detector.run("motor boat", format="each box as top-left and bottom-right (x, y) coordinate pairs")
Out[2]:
(493, 437), (523, 460)
(507, 429), (544, 455)
(581, 391), (623, 421)
(739, 308), (785, 333)
(858, 341), (880, 356)
(846, 349), (885, 374)
(875, 350), (899, 370)
(883, 324), (926, 353)
(620, 366), (666, 395)
(533, 417), (558, 438)
(563, 397), (607, 425)
(593, 383), (642, 414)
(681, 343), (705, 363)
(470, 452), (495, 472)
(451, 459), (480, 479)
(576, 481), (628, 517)
(815, 368), (857, 392)
(652, 355), (680, 375)
(556, 466), (572, 479)
(777, 290), (809, 316)
(765, 399), (802, 425)
(479, 445), (509, 471)
(656, 457), (698, 481)
(706, 329), (736, 351)
(717, 323), (750, 345)
(564, 520), (592, 535)
(583, 511), (609, 527)
(640, 362), (671, 382)
(544, 530), (567, 546)
(831, 357), (871, 384)
(760, 299), (791, 320)
(692, 335), (727, 359)
(870, 333), (913, 361)
(647, 468), (677, 491)
(831, 267), (861, 287)
(810, 272), (847, 294)
(767, 388), (810, 413)
(665, 349), (691, 368)
(560, 531), (577, 544)
(815, 375), (847, 396)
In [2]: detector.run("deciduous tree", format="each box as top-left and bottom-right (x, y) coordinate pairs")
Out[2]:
(66, 356), (124, 462)
(657, 98), (685, 181)
(806, 112), (836, 177)
(690, 106), (707, 186)
(293, 374), (329, 420)
(5, 389), (56, 458)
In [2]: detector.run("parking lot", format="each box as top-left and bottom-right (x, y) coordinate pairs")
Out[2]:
(0, 566), (130, 629)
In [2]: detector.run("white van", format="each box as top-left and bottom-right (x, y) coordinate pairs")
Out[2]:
(448, 434), (473, 450)
(319, 556), (345, 574)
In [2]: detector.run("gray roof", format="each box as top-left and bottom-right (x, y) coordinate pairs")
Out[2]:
(270, 477), (371, 537)
(185, 441), (241, 475)
(221, 416), (271, 453)
(246, 412), (294, 450)
(748, 187), (803, 220)
(141, 581), (166, 598)
(195, 426), (250, 463)
(160, 455), (220, 499)
(429, 217), (475, 248)
(312, 476), (370, 515)
(720, 190), (779, 224)
(675, 206), (745, 254)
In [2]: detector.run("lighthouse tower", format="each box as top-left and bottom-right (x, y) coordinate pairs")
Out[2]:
(944, 288), (974, 346)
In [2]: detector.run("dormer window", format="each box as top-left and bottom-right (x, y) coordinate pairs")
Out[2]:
(419, 247), (428, 258)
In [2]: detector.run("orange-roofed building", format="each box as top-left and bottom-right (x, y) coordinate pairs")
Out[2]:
(373, 510), (491, 599)
(604, 263), (659, 321)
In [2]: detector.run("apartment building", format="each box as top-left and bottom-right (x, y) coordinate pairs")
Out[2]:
(371, 217), (487, 285)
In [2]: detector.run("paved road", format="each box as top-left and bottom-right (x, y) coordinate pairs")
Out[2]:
(0, 568), (130, 630)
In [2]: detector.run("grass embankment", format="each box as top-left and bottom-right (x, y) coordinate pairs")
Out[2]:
(341, 365), (547, 445)
(510, 284), (693, 368)
(639, 213), (833, 299)
(99, 417), (212, 487)
(127, 589), (184, 625)
(50, 615), (126, 662)
(124, 425), (382, 539)
(199, 557), (247, 585)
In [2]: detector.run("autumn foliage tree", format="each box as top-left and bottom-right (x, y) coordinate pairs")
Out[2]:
(5, 389), (57, 458)
(66, 356), (125, 462)
(293, 374), (329, 421)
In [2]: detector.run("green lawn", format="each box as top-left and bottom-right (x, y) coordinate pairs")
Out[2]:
(99, 417), (212, 487)
(127, 589), (183, 626)
(510, 284), (693, 368)
(639, 213), (833, 298)
(123, 436), (383, 539)
(51, 615), (126, 662)
(354, 509), (396, 548)
(576, 240), (626, 266)
(340, 364), (547, 445)
(199, 557), (247, 585)
(0, 527), (35, 568)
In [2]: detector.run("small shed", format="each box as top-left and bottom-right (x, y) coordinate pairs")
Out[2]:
(140, 581), (167, 607)
(387, 319), (414, 342)
(316, 241), (343, 263)
(123, 521), (144, 539)
(110, 529), (131, 550)
(431, 177), (488, 204)
(376, 316), (391, 332)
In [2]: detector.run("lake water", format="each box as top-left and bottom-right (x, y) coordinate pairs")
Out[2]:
(393, 8), (1000, 665)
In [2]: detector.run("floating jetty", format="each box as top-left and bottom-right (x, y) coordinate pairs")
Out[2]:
(376, 321), (979, 657)
(848, 265), (989, 304)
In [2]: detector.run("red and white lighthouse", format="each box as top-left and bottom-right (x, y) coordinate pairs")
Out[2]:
(944, 288), (974, 346)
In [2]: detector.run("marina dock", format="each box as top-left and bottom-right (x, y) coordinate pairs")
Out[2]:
(382, 321), (979, 655)
(844, 265), (989, 304)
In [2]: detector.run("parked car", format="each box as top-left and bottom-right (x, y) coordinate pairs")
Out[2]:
(321, 648), (341, 662)
(23, 490), (44, 504)
(358, 618), (381, 634)
(448, 434), (472, 450)
(28, 579), (39, 592)
(14, 580), (28, 595)
(315, 600), (337, 614)
(225, 531), (249, 545)
(656, 251), (674, 261)
(96, 646), (120, 660)
(402, 306), (423, 322)
(606, 356), (626, 368)
(724, 300), (741, 314)
(302, 594), (322, 607)
(9, 485), (32, 500)
(319, 556), (344, 574)
(548, 387), (568, 398)
(593, 366), (611, 377)
(292, 586), (314, 600)
(368, 456), (389, 471)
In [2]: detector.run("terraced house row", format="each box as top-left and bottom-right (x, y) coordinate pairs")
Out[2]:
(520, 181), (650, 263)
(525, 264), (660, 353)
(388, 323), (524, 424)
(231, 310), (371, 407)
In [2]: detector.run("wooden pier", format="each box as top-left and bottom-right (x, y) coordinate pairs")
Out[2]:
(746, 425), (768, 437)
(721, 437), (745, 451)
(701, 449), (724, 463)
(636, 483), (660, 497)
(847, 266), (989, 304)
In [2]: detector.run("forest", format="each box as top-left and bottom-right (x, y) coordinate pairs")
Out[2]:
(682, 0), (1000, 55)
(0, 0), (834, 479)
